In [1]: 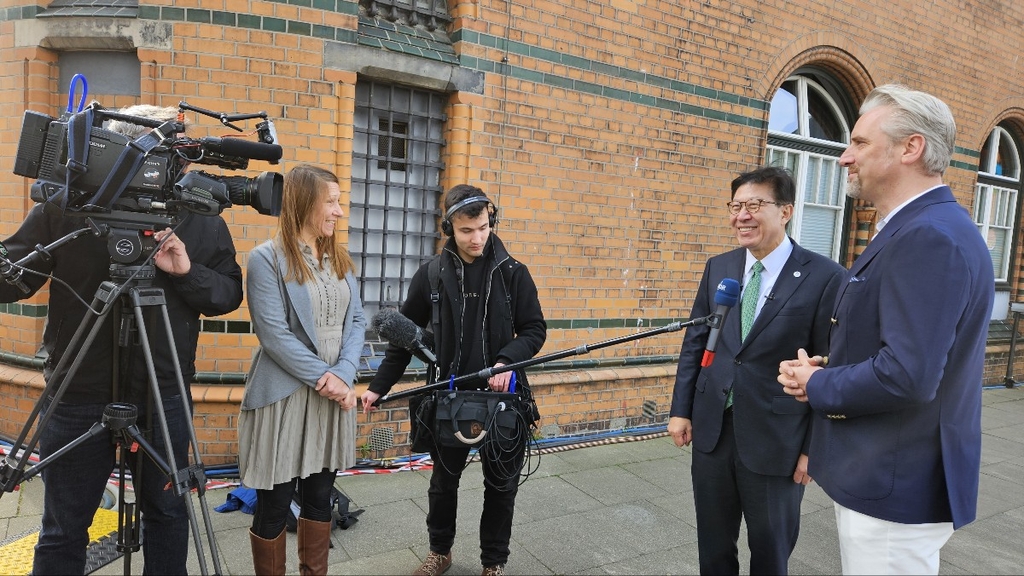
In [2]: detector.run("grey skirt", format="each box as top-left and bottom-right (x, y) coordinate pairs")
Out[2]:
(237, 384), (356, 490)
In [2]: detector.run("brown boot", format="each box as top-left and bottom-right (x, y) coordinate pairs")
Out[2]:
(297, 517), (333, 575)
(249, 528), (286, 576)
(413, 551), (452, 576)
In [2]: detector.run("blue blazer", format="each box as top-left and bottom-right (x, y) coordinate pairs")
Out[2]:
(242, 240), (367, 410)
(672, 241), (846, 476)
(807, 186), (994, 528)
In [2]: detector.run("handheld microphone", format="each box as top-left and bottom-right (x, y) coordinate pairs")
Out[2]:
(700, 277), (740, 367)
(371, 308), (437, 364)
(198, 137), (283, 163)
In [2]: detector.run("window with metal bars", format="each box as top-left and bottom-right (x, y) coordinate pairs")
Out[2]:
(350, 81), (447, 320)
(377, 119), (408, 171)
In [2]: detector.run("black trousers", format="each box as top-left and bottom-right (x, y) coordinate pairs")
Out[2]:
(690, 409), (805, 575)
(251, 468), (336, 539)
(427, 442), (523, 567)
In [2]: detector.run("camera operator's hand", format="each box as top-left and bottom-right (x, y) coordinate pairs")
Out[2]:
(153, 228), (192, 277)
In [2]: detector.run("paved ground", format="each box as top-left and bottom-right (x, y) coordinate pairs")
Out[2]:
(1, 386), (1023, 575)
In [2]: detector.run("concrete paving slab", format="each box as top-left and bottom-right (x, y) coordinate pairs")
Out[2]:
(569, 544), (701, 575)
(940, 511), (1024, 574)
(1, 386), (1022, 574)
(980, 432), (1024, 466)
(561, 465), (670, 506)
(519, 451), (582, 479)
(645, 492), (698, 530)
(513, 500), (692, 574)
(979, 458), (1024, 486)
(619, 450), (693, 494)
(511, 474), (604, 524)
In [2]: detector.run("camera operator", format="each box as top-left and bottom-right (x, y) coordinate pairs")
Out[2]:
(0, 104), (243, 574)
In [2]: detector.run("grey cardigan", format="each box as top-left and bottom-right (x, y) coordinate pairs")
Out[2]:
(242, 239), (366, 410)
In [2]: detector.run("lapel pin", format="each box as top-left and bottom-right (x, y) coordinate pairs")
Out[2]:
(793, 271), (801, 277)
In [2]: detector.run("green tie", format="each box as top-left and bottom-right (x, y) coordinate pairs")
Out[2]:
(726, 260), (763, 410)
(741, 260), (764, 341)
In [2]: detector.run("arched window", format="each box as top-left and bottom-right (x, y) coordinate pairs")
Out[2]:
(765, 75), (852, 262)
(974, 124), (1022, 319)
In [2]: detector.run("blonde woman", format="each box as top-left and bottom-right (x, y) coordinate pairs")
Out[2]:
(239, 165), (365, 575)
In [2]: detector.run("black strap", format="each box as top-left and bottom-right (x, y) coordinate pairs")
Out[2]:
(428, 256), (442, 357)
(429, 254), (522, 385)
(83, 119), (176, 209)
(53, 111), (174, 212)
(53, 108), (96, 210)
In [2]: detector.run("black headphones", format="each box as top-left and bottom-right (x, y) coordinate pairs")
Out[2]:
(440, 195), (498, 236)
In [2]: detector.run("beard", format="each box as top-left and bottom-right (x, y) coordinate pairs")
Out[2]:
(845, 175), (861, 199)
(845, 143), (896, 201)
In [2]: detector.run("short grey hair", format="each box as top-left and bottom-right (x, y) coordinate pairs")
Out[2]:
(861, 84), (956, 176)
(105, 105), (183, 139)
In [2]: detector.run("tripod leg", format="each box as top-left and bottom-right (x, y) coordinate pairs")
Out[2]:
(1, 286), (118, 492)
(117, 441), (141, 576)
(154, 301), (226, 573)
(128, 287), (222, 576)
(31, 405), (117, 575)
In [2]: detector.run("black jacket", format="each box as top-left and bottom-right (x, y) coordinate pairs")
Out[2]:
(0, 203), (243, 403)
(670, 242), (845, 476)
(369, 234), (546, 395)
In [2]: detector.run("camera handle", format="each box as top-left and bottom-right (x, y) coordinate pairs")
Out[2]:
(178, 101), (268, 131)
(0, 274), (224, 576)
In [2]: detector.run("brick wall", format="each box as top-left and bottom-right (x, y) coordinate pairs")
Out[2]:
(0, 363), (678, 465)
(2, 0), (1024, 463)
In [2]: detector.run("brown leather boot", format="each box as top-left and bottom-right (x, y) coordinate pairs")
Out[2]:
(249, 528), (286, 576)
(413, 551), (452, 576)
(297, 517), (333, 575)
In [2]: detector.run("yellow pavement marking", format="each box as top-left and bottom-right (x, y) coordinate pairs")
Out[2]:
(0, 508), (119, 576)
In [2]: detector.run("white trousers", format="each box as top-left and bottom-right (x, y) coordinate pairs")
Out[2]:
(834, 502), (954, 575)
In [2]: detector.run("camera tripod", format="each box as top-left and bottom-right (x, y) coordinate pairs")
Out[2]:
(0, 225), (223, 575)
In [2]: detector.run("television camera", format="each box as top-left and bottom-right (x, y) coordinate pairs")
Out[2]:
(13, 100), (283, 220)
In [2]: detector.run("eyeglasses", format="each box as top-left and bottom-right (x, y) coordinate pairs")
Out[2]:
(726, 199), (781, 214)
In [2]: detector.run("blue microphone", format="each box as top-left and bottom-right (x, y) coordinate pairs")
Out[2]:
(700, 278), (740, 367)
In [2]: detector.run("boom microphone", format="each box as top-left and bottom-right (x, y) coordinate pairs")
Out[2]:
(198, 137), (283, 163)
(372, 308), (436, 364)
(700, 277), (740, 368)
(0, 242), (30, 295)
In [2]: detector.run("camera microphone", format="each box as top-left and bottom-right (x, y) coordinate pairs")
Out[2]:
(198, 137), (282, 163)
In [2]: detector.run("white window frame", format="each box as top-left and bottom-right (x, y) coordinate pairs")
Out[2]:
(975, 126), (1020, 284)
(766, 76), (850, 261)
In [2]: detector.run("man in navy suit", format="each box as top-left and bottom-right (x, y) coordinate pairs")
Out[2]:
(779, 84), (995, 575)
(670, 166), (846, 575)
